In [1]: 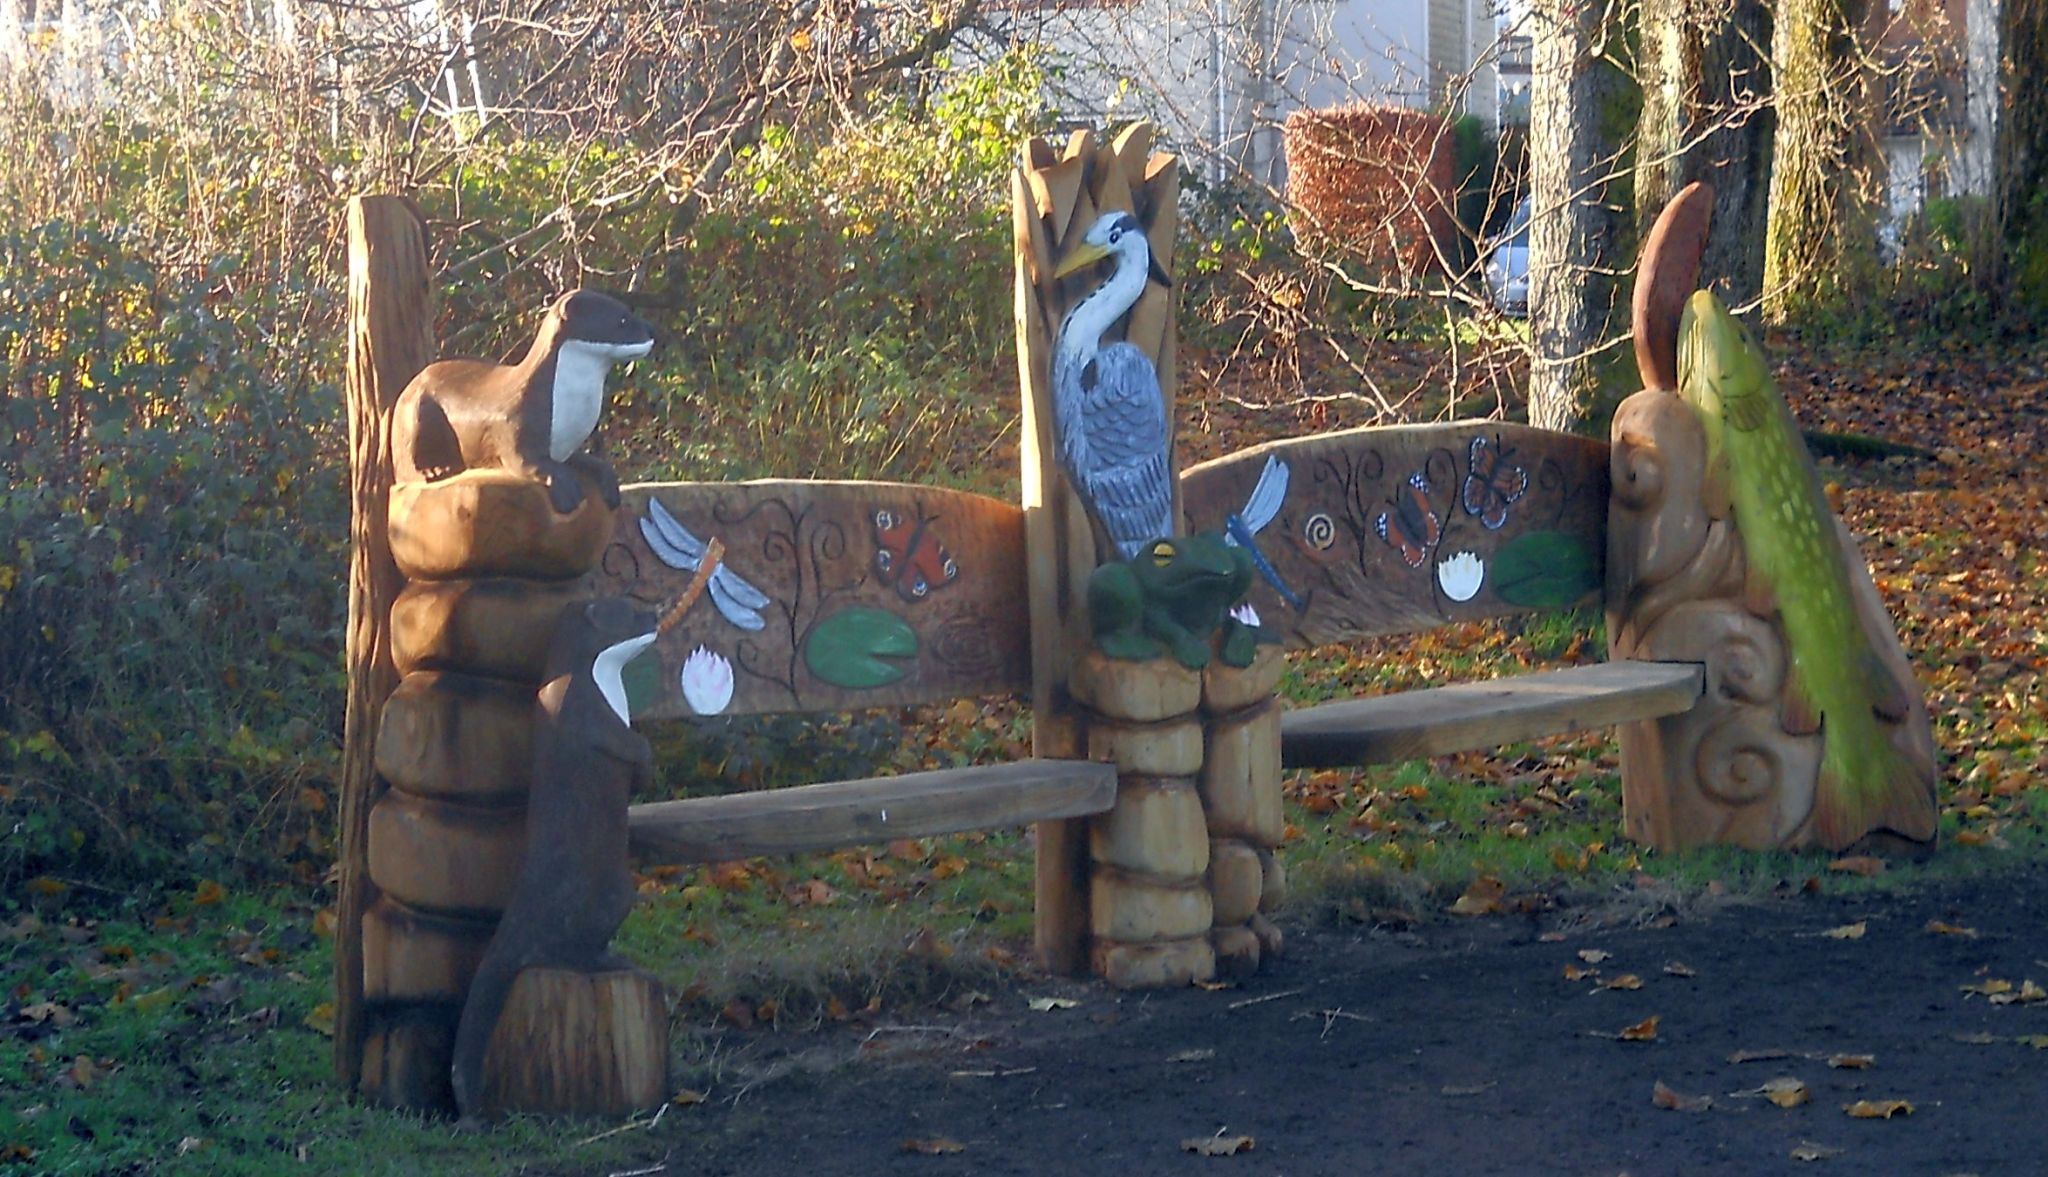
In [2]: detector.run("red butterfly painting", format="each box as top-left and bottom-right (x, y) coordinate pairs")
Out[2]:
(1462, 435), (1527, 531)
(1376, 471), (1441, 568)
(873, 508), (960, 601)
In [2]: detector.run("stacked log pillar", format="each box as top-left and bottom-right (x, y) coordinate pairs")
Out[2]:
(358, 473), (614, 1111)
(1198, 649), (1287, 976)
(1072, 654), (1215, 987)
(1071, 647), (1286, 988)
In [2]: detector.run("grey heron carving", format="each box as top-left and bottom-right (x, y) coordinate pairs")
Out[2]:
(1051, 210), (1175, 561)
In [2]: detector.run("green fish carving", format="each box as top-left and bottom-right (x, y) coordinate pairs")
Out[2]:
(1676, 290), (1935, 846)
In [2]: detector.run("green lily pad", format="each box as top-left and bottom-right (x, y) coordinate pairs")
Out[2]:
(803, 607), (918, 690)
(1491, 531), (1599, 608)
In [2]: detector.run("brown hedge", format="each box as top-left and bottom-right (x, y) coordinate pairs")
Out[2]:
(1283, 103), (1455, 278)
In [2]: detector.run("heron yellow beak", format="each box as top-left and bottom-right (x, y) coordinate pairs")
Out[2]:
(1053, 239), (1112, 279)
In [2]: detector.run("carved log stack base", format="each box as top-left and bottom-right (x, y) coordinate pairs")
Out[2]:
(360, 471), (611, 1113)
(478, 967), (669, 1119)
(1073, 653), (1214, 988)
(1201, 650), (1286, 976)
(1073, 646), (1286, 988)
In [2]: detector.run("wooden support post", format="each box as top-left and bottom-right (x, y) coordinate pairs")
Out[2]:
(1015, 126), (1181, 974)
(339, 196), (434, 1091)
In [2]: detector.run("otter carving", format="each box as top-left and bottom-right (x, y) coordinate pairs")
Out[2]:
(449, 597), (658, 1119)
(390, 290), (655, 513)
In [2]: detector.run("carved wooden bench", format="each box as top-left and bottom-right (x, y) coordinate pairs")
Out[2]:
(1171, 421), (1708, 784)
(591, 479), (1121, 865)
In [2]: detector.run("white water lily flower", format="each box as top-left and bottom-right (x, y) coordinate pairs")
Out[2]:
(1230, 601), (1261, 629)
(679, 646), (735, 715)
(1436, 551), (1485, 602)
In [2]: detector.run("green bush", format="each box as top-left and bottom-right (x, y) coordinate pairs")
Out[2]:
(0, 223), (347, 887)
(0, 51), (1057, 890)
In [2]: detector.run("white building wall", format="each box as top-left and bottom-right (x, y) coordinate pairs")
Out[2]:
(999, 0), (1467, 187)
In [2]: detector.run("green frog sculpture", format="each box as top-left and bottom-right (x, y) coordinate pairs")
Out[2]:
(1088, 532), (1262, 669)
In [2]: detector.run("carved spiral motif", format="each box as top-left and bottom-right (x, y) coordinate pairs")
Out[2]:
(1692, 709), (1784, 807)
(1703, 607), (1784, 706)
(1302, 512), (1337, 551)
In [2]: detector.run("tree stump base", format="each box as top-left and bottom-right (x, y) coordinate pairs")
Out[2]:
(478, 966), (669, 1118)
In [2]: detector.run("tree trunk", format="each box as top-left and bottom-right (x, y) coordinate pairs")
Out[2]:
(1763, 0), (1879, 323)
(1528, 0), (1637, 433)
(1635, 0), (1774, 306)
(1991, 0), (2048, 310)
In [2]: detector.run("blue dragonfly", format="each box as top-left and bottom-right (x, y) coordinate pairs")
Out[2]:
(1221, 456), (1306, 612)
(639, 498), (772, 632)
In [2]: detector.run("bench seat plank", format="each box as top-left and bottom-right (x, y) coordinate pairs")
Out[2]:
(1281, 660), (1704, 768)
(627, 758), (1119, 864)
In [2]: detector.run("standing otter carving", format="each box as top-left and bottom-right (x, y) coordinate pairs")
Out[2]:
(449, 597), (658, 1119)
(390, 290), (655, 514)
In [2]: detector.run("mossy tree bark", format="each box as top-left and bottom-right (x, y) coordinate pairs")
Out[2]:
(1988, 0), (2048, 310)
(1528, 0), (1639, 433)
(1762, 0), (1879, 324)
(1635, 0), (1774, 306)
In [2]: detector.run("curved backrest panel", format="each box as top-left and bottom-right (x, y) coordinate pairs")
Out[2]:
(599, 480), (1032, 719)
(1179, 421), (1611, 648)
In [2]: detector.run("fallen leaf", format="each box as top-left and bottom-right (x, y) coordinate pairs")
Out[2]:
(1596, 974), (1643, 992)
(1604, 1015), (1659, 1042)
(1181, 1134), (1256, 1156)
(1822, 921), (1867, 940)
(1827, 1054), (1875, 1069)
(903, 926), (952, 961)
(192, 880), (226, 907)
(671, 1089), (707, 1106)
(1762, 1077), (1811, 1108)
(1826, 855), (1886, 877)
(301, 1002), (334, 1037)
(901, 1137), (966, 1155)
(1449, 876), (1506, 916)
(1960, 978), (2013, 997)
(66, 1056), (99, 1090)
(1728, 1047), (1792, 1063)
(1923, 920), (1977, 937)
(25, 877), (67, 897)
(1168, 1048), (1216, 1063)
(1028, 996), (1080, 1012)
(1193, 978), (1236, 992)
(18, 1001), (74, 1027)
(1790, 1141), (1843, 1162)
(1663, 961), (1697, 978)
(1577, 949), (1613, 964)
(1952, 1031), (2000, 1045)
(1987, 979), (2046, 1006)
(1652, 1080), (1712, 1112)
(1843, 1099), (1913, 1119)
(2017, 1035), (2048, 1049)
(1563, 964), (1597, 981)
(176, 1136), (206, 1156)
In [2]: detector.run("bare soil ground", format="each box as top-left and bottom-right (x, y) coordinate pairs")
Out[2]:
(578, 869), (2046, 1177)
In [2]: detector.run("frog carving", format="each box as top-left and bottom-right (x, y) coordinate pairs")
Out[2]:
(1088, 532), (1261, 669)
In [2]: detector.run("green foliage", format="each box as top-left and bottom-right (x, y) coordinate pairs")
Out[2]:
(0, 224), (346, 889)
(611, 52), (1051, 491)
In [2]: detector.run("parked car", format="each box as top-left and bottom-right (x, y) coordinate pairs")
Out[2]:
(1482, 196), (1531, 316)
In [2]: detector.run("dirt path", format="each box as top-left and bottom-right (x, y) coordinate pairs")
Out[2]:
(578, 870), (2046, 1176)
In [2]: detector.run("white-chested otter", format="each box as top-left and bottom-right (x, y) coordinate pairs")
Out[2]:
(390, 290), (655, 514)
(449, 596), (659, 1120)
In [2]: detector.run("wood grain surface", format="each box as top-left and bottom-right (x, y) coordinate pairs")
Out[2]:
(1181, 421), (1612, 647)
(597, 480), (1031, 719)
